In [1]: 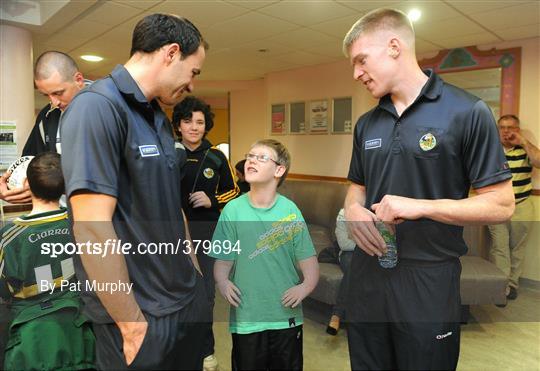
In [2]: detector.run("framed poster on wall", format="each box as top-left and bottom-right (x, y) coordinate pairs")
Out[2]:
(309, 99), (329, 134)
(270, 103), (287, 135)
(289, 101), (306, 134)
(332, 97), (352, 134)
(0, 121), (17, 171)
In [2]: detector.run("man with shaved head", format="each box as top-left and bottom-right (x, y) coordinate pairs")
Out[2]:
(26, 51), (89, 154)
(0, 51), (89, 204)
(342, 8), (514, 370)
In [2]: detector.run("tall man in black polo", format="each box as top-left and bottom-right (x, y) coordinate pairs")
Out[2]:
(61, 14), (208, 370)
(342, 8), (515, 370)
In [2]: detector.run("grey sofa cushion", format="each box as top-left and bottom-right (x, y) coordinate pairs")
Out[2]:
(279, 180), (349, 232)
(308, 263), (342, 305)
(459, 256), (507, 305)
(307, 224), (333, 254)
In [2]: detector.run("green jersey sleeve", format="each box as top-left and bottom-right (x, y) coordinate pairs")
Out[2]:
(0, 225), (12, 299)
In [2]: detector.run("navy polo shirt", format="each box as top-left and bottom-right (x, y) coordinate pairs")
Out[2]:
(348, 70), (511, 261)
(61, 65), (196, 322)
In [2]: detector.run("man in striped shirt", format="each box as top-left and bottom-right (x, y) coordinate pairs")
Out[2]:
(489, 114), (540, 303)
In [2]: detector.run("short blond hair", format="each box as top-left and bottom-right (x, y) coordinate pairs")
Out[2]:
(343, 8), (415, 57)
(251, 139), (291, 187)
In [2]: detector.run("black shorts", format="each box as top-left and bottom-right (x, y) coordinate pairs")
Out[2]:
(92, 274), (210, 370)
(346, 253), (462, 370)
(232, 326), (303, 371)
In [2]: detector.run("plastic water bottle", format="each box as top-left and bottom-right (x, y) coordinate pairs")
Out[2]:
(375, 222), (398, 268)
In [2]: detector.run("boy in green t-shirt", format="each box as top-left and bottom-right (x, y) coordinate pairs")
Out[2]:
(210, 139), (319, 370)
(0, 152), (95, 370)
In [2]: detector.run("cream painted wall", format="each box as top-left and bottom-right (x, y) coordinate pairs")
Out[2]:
(201, 96), (229, 147)
(264, 63), (377, 177)
(0, 25), (35, 154)
(206, 108), (229, 146)
(229, 81), (266, 163)
(229, 61), (377, 176)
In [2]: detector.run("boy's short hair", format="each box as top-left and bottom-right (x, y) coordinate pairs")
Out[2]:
(251, 139), (291, 187)
(27, 152), (64, 202)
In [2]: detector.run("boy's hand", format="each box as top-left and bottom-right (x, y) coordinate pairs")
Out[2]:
(282, 283), (310, 308)
(217, 279), (241, 307)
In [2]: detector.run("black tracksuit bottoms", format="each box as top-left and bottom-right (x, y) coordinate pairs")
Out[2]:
(92, 274), (210, 370)
(346, 254), (462, 370)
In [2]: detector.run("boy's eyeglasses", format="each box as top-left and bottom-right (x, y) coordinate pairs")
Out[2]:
(245, 153), (281, 165)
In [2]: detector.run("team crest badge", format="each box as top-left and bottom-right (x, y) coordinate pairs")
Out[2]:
(203, 168), (214, 179)
(419, 133), (437, 151)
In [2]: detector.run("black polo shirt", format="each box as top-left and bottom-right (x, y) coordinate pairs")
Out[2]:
(61, 65), (196, 322)
(348, 70), (511, 261)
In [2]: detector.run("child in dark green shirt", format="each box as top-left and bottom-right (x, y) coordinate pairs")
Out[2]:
(0, 152), (94, 370)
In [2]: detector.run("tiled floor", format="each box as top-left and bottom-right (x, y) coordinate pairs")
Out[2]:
(212, 288), (540, 371)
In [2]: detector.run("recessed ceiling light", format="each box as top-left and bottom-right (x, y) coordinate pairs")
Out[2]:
(81, 55), (103, 62)
(408, 9), (422, 22)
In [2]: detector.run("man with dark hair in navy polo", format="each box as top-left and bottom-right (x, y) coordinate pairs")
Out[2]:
(61, 14), (208, 370)
(342, 8), (515, 371)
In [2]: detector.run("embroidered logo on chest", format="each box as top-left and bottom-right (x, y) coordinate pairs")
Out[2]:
(365, 138), (382, 150)
(419, 133), (437, 151)
(139, 145), (160, 157)
(203, 168), (215, 179)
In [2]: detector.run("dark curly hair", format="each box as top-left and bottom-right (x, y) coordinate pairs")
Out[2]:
(172, 96), (215, 137)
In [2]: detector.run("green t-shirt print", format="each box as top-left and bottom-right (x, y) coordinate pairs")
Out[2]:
(211, 194), (316, 334)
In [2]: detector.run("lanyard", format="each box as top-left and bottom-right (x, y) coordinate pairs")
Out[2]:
(190, 148), (210, 194)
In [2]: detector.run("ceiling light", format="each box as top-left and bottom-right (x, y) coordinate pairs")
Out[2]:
(81, 55), (103, 62)
(408, 9), (422, 22)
